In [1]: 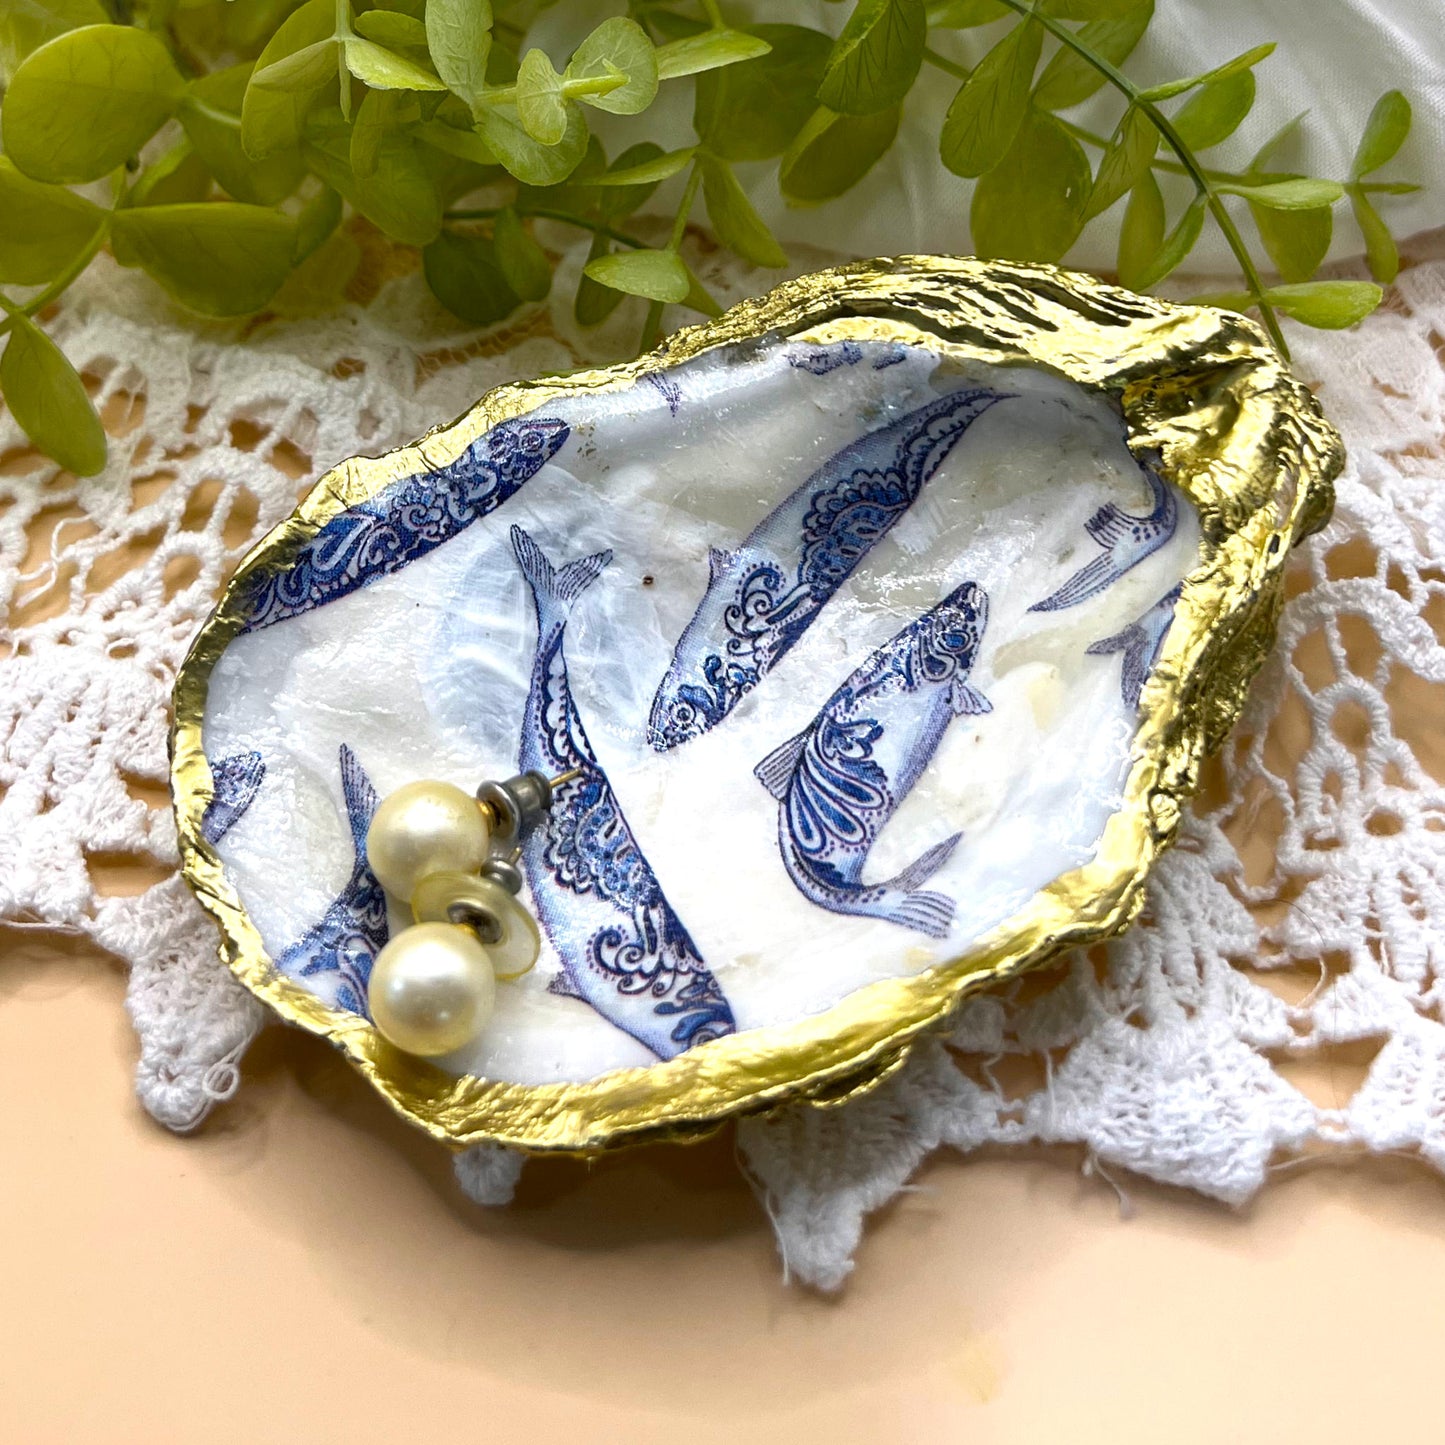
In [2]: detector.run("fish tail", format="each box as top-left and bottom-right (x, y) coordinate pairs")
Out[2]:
(1029, 553), (1116, 612)
(338, 744), (380, 860)
(510, 524), (613, 629)
(885, 889), (955, 939)
(878, 831), (962, 894)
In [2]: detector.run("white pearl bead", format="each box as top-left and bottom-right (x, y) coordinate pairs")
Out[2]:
(367, 922), (497, 1057)
(366, 779), (491, 902)
(411, 872), (542, 981)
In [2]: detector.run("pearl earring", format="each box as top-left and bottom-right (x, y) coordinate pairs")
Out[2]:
(363, 769), (576, 1058)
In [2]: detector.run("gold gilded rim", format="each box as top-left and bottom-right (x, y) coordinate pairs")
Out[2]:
(170, 256), (1342, 1154)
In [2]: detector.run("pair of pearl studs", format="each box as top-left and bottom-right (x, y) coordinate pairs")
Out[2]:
(363, 769), (572, 1058)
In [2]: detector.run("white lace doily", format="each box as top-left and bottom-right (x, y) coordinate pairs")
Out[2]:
(3, 230), (1441, 1290)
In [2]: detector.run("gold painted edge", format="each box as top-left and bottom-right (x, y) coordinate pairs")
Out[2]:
(170, 256), (1342, 1154)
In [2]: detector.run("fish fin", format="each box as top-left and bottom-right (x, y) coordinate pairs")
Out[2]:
(880, 832), (962, 894)
(886, 889), (955, 939)
(338, 744), (380, 858)
(1029, 553), (1116, 612)
(753, 728), (811, 800)
(510, 525), (613, 619)
(1085, 622), (1140, 657)
(707, 545), (734, 583)
(547, 969), (583, 1000)
(1084, 502), (1134, 548)
(950, 679), (992, 717)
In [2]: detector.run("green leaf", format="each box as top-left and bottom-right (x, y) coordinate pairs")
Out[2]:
(1117, 169), (1164, 290)
(654, 29), (771, 81)
(304, 120), (443, 246)
(181, 64), (306, 205)
(929, 0), (1008, 27)
(779, 103), (901, 203)
(2, 24), (184, 184)
(241, 0), (337, 160)
(109, 202), (297, 315)
(353, 10), (428, 50)
(0, 156), (105, 285)
(700, 155), (787, 269)
(515, 47), (568, 144)
(940, 18), (1041, 178)
(423, 230), (521, 325)
(583, 248), (689, 303)
(1249, 110), (1307, 172)
(425, 0), (491, 109)
(969, 108), (1090, 263)
(1220, 178), (1343, 210)
(1133, 192), (1206, 288)
(680, 264), (723, 319)
(0, 0), (107, 85)
(694, 24), (831, 162)
(1084, 105), (1156, 219)
(1350, 187), (1398, 284)
(0, 309), (106, 476)
(344, 35), (445, 90)
(1250, 203), (1331, 284)
(350, 87), (397, 178)
(1033, 0), (1152, 110)
(1266, 280), (1382, 328)
(417, 117), (498, 166)
(493, 206), (552, 302)
(567, 17), (657, 116)
(1137, 43), (1274, 102)
(588, 146), (695, 187)
(817, 0), (925, 116)
(293, 184), (343, 263)
(1040, 0), (1146, 16)
(473, 104), (588, 185)
(123, 142), (211, 210)
(564, 141), (669, 222)
(1171, 69), (1254, 151)
(574, 239), (623, 327)
(1351, 90), (1411, 179)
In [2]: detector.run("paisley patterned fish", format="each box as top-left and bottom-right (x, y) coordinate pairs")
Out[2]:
(1086, 584), (1182, 708)
(1029, 467), (1177, 613)
(647, 384), (1011, 751)
(239, 416), (570, 632)
(511, 525), (736, 1058)
(275, 744), (388, 1018)
(201, 750), (265, 844)
(754, 580), (992, 939)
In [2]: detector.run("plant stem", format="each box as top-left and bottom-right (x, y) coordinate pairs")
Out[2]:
(993, 0), (1289, 355)
(639, 161), (703, 353)
(443, 207), (650, 250)
(700, 0), (725, 29)
(0, 222), (110, 342)
(921, 46), (970, 82)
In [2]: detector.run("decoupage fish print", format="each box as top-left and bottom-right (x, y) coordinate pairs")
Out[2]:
(754, 580), (992, 939)
(239, 416), (570, 632)
(648, 384), (1011, 751)
(511, 525), (736, 1058)
(201, 750), (265, 844)
(1029, 467), (1178, 613)
(1085, 584), (1183, 709)
(275, 744), (388, 1017)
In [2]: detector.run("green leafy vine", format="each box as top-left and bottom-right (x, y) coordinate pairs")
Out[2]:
(0, 0), (1420, 475)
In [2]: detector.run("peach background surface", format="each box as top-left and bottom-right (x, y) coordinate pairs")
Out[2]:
(4, 925), (1444, 1444)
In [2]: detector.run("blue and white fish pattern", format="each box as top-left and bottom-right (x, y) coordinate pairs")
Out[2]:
(1029, 467), (1177, 613)
(511, 526), (736, 1058)
(648, 384), (1011, 751)
(754, 580), (992, 939)
(275, 744), (388, 1018)
(1086, 584), (1182, 709)
(201, 750), (265, 844)
(239, 416), (570, 632)
(786, 341), (907, 374)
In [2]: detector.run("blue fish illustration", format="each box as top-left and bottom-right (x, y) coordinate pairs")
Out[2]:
(754, 580), (992, 939)
(1085, 584), (1182, 709)
(1029, 467), (1177, 613)
(648, 385), (1010, 751)
(786, 340), (907, 374)
(240, 415), (570, 632)
(275, 744), (388, 1018)
(511, 525), (736, 1058)
(201, 750), (265, 844)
